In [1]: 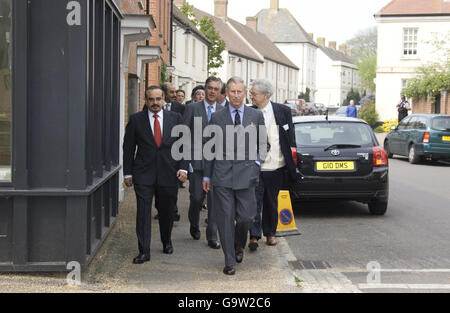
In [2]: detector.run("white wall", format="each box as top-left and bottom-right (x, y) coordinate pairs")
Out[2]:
(315, 48), (360, 108)
(276, 42), (317, 99)
(375, 16), (450, 121)
(172, 26), (209, 98)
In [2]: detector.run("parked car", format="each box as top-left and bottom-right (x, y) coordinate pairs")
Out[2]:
(284, 99), (305, 117)
(334, 105), (361, 117)
(303, 102), (319, 116)
(314, 103), (326, 115)
(283, 102), (300, 116)
(384, 114), (450, 164)
(291, 116), (389, 215)
(334, 106), (347, 116)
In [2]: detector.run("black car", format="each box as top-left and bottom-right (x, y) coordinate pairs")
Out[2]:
(290, 116), (389, 215)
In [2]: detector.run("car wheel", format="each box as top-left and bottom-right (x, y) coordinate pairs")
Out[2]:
(368, 199), (388, 215)
(408, 144), (421, 164)
(384, 140), (393, 158)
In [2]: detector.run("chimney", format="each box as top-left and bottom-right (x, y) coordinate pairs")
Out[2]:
(214, 0), (228, 19)
(347, 49), (352, 57)
(246, 16), (257, 31)
(328, 41), (336, 50)
(317, 37), (325, 46)
(174, 0), (186, 7)
(339, 44), (347, 54)
(308, 33), (314, 40)
(270, 0), (279, 10)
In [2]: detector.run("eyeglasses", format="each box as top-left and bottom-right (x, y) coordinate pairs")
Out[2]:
(147, 97), (162, 102)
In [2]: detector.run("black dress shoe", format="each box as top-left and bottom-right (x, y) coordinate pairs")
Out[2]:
(248, 238), (259, 252)
(174, 213), (181, 222)
(223, 266), (235, 275)
(235, 248), (244, 263)
(190, 226), (201, 240)
(163, 244), (174, 254)
(208, 240), (221, 249)
(133, 254), (150, 264)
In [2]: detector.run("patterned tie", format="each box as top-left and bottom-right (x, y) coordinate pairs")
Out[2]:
(234, 109), (241, 126)
(153, 114), (162, 147)
(165, 103), (170, 111)
(207, 105), (213, 122)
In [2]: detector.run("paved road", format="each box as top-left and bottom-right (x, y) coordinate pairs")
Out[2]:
(286, 156), (450, 293)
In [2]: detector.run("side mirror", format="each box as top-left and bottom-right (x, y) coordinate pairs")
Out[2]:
(390, 126), (397, 131)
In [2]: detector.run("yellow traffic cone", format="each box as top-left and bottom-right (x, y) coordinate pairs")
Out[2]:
(275, 190), (300, 237)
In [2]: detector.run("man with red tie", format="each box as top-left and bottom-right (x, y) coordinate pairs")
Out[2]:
(123, 86), (188, 264)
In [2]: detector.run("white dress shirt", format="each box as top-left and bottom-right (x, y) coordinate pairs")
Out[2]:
(149, 109), (163, 137)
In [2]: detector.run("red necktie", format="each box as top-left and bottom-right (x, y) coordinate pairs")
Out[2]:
(153, 114), (162, 147)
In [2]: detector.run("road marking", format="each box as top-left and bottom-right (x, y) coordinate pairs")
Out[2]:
(359, 283), (450, 290)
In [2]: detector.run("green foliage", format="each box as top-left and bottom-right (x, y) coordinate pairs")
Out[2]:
(343, 88), (361, 106)
(181, 2), (226, 75)
(357, 53), (377, 93)
(402, 31), (450, 104)
(160, 59), (168, 85)
(402, 62), (450, 104)
(358, 100), (379, 129)
(198, 16), (226, 74)
(298, 88), (311, 102)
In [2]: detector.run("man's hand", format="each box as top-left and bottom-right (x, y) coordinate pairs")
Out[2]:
(177, 170), (188, 183)
(124, 177), (133, 188)
(202, 180), (211, 193)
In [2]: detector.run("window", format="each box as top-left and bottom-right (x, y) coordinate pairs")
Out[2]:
(202, 45), (206, 71)
(403, 28), (418, 56)
(0, 0), (12, 181)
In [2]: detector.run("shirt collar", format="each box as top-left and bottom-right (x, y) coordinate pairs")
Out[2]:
(204, 99), (216, 109)
(149, 109), (163, 118)
(229, 103), (245, 114)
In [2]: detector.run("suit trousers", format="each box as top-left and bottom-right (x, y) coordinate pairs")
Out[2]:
(134, 184), (178, 255)
(214, 186), (257, 267)
(250, 168), (284, 239)
(188, 170), (218, 241)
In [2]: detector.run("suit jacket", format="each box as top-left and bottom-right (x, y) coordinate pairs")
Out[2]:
(253, 102), (297, 182)
(204, 104), (266, 190)
(183, 100), (226, 171)
(123, 109), (188, 187)
(167, 101), (185, 116)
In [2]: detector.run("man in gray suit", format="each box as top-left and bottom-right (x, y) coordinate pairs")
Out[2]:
(203, 77), (266, 275)
(183, 76), (223, 249)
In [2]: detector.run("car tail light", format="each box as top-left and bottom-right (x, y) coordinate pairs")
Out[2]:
(423, 131), (430, 143)
(373, 146), (388, 166)
(291, 147), (298, 166)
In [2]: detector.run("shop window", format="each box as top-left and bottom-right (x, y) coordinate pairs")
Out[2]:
(0, 0), (12, 181)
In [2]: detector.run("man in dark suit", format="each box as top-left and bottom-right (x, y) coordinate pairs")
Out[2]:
(183, 76), (224, 249)
(203, 77), (266, 275)
(162, 82), (186, 115)
(154, 83), (186, 221)
(123, 86), (188, 264)
(216, 83), (229, 108)
(248, 79), (297, 251)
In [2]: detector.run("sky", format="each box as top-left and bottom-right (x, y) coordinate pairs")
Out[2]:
(187, 0), (392, 44)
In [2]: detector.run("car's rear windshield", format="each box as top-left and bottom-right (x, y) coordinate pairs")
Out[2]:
(295, 122), (375, 147)
(431, 116), (450, 131)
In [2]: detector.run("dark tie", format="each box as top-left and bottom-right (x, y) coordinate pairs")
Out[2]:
(153, 114), (162, 147)
(234, 110), (241, 126)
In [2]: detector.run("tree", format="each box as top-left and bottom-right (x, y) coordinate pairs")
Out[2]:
(346, 27), (377, 93)
(298, 88), (311, 102)
(358, 100), (379, 129)
(402, 31), (450, 104)
(343, 88), (361, 106)
(181, 2), (226, 76)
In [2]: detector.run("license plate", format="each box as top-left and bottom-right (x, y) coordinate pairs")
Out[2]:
(316, 161), (355, 171)
(443, 136), (450, 142)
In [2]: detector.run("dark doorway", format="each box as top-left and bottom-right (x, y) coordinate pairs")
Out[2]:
(435, 94), (441, 114)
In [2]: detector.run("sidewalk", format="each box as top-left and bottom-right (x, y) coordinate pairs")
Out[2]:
(0, 185), (299, 293)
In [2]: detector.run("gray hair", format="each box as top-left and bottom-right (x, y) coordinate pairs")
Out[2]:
(226, 76), (247, 91)
(250, 79), (274, 98)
